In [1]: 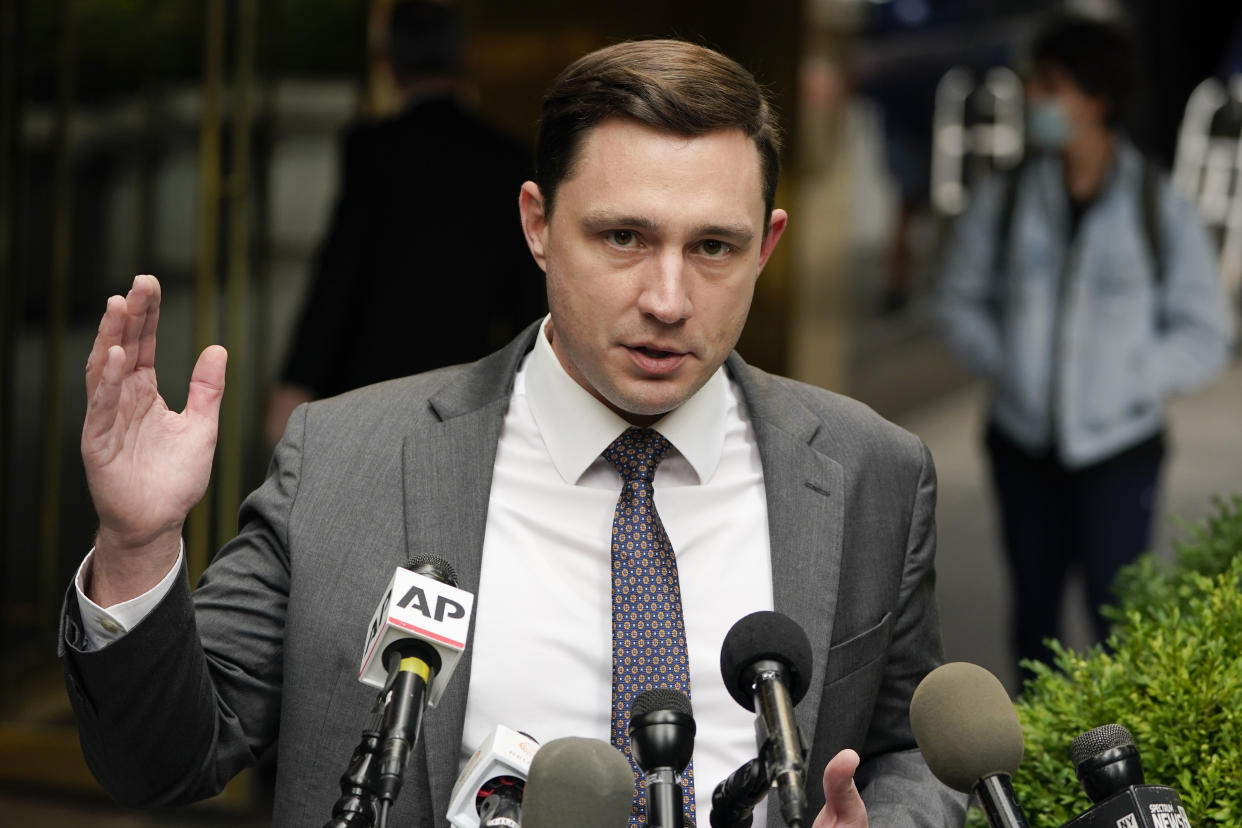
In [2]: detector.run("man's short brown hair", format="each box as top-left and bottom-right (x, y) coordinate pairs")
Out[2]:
(535, 39), (782, 221)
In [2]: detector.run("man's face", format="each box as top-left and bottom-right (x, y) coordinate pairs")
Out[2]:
(1026, 62), (1107, 142)
(519, 118), (787, 426)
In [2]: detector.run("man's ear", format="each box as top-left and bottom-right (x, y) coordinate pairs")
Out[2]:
(519, 181), (550, 272)
(757, 208), (788, 273)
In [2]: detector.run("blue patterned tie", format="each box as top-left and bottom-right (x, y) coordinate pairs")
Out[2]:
(603, 427), (695, 827)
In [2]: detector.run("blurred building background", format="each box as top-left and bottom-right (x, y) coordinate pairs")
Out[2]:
(1, 0), (1239, 823)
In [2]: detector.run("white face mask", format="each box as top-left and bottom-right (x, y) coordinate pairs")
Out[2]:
(1026, 99), (1073, 150)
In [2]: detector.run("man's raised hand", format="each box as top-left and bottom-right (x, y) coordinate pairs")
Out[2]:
(80, 274), (227, 605)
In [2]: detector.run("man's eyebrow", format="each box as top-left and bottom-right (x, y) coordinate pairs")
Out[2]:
(580, 211), (659, 234)
(694, 223), (754, 245)
(580, 211), (755, 245)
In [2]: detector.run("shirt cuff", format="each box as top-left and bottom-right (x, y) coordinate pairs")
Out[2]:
(73, 541), (185, 650)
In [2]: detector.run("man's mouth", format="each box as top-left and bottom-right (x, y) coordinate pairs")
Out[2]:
(625, 344), (688, 375)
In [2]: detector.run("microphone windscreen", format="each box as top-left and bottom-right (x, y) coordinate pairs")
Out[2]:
(1070, 723), (1134, 769)
(719, 610), (813, 710)
(631, 687), (693, 718)
(404, 554), (458, 587)
(522, 737), (634, 828)
(909, 662), (1024, 793)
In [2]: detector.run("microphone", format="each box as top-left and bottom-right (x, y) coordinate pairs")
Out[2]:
(1062, 725), (1190, 828)
(360, 555), (475, 808)
(1070, 724), (1145, 803)
(359, 555), (474, 703)
(909, 662), (1029, 828)
(719, 611), (813, 828)
(447, 725), (540, 828)
(628, 688), (696, 828)
(522, 736), (635, 828)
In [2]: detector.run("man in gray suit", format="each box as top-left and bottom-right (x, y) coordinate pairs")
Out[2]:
(64, 40), (965, 827)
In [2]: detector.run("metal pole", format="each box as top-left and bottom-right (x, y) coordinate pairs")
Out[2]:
(188, 0), (226, 582)
(217, 0), (257, 550)
(38, 0), (74, 624)
(0, 0), (22, 590)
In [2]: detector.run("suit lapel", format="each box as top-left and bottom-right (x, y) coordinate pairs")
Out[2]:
(400, 323), (540, 821)
(727, 355), (845, 757)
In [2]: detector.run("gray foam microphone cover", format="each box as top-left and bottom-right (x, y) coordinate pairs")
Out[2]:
(522, 736), (635, 828)
(909, 662), (1025, 793)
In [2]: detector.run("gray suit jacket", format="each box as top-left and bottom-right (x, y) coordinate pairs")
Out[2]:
(61, 323), (966, 826)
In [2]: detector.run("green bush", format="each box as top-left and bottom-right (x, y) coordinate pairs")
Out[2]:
(965, 495), (1242, 827)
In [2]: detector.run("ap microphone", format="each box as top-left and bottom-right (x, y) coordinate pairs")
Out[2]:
(909, 662), (1029, 828)
(628, 687), (696, 828)
(360, 555), (475, 808)
(447, 725), (540, 828)
(719, 611), (813, 828)
(1062, 725), (1191, 828)
(522, 736), (635, 828)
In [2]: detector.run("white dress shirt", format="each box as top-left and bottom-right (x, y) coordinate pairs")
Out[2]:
(75, 319), (775, 824)
(463, 321), (773, 824)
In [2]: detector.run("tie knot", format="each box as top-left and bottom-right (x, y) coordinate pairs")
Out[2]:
(602, 427), (673, 484)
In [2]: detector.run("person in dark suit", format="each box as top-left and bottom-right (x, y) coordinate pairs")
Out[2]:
(265, 0), (545, 445)
(65, 38), (966, 828)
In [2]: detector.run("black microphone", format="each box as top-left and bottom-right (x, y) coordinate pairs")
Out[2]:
(628, 687), (696, 828)
(1071, 724), (1146, 802)
(909, 662), (1029, 828)
(325, 555), (475, 827)
(1062, 725), (1190, 828)
(522, 736), (635, 828)
(359, 555), (475, 809)
(719, 611), (813, 828)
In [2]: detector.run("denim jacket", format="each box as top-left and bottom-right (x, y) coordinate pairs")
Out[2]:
(935, 139), (1234, 468)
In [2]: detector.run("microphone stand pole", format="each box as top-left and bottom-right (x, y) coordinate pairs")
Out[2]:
(710, 756), (772, 828)
(323, 691), (389, 827)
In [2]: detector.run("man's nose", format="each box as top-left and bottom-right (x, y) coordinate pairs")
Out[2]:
(636, 250), (693, 323)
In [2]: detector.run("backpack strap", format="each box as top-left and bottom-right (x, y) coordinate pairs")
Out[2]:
(991, 160), (1025, 287)
(989, 155), (1166, 317)
(1139, 158), (1165, 288)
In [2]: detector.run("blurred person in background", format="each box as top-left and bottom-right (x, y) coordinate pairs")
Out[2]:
(264, 0), (545, 446)
(935, 13), (1233, 675)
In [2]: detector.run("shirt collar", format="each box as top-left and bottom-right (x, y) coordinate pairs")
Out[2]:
(524, 317), (727, 485)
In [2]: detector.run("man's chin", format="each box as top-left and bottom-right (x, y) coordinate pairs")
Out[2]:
(604, 384), (694, 426)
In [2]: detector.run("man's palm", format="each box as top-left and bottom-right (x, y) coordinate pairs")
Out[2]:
(81, 275), (226, 551)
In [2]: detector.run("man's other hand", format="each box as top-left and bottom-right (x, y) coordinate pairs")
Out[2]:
(811, 749), (868, 828)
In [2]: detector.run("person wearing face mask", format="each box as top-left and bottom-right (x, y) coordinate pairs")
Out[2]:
(935, 13), (1234, 677)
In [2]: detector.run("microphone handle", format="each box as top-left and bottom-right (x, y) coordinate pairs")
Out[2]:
(975, 774), (1030, 828)
(376, 647), (437, 803)
(753, 665), (807, 828)
(644, 767), (686, 828)
(710, 758), (768, 828)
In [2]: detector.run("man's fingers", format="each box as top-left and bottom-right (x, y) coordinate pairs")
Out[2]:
(186, 345), (228, 424)
(83, 345), (126, 446)
(823, 749), (867, 827)
(134, 274), (162, 370)
(119, 275), (156, 375)
(86, 295), (126, 396)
